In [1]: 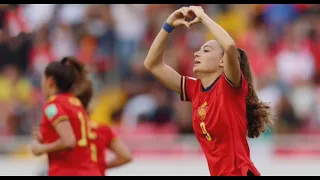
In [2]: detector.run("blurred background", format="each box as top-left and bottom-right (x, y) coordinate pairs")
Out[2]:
(0, 4), (319, 176)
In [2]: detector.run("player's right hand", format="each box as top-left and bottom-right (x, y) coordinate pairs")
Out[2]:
(30, 140), (43, 156)
(32, 127), (43, 143)
(166, 7), (190, 28)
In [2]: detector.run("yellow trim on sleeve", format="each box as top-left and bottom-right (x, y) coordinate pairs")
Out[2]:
(52, 115), (69, 126)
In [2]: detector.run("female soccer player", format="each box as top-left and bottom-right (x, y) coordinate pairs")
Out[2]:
(30, 57), (101, 176)
(77, 80), (132, 176)
(144, 6), (273, 176)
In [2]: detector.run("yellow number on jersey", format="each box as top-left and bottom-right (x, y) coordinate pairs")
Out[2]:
(88, 121), (98, 140)
(77, 112), (98, 162)
(90, 143), (97, 162)
(77, 112), (88, 147)
(200, 122), (212, 141)
(72, 96), (98, 162)
(88, 122), (98, 162)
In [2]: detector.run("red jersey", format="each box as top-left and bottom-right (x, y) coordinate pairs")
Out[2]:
(89, 122), (116, 176)
(40, 93), (101, 176)
(180, 73), (260, 176)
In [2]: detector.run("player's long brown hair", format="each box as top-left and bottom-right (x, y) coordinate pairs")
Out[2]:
(237, 48), (273, 138)
(61, 56), (93, 110)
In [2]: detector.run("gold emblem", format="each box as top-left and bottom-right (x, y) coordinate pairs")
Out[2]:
(198, 102), (208, 121)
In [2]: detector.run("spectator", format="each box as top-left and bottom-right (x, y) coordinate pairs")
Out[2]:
(110, 4), (147, 78)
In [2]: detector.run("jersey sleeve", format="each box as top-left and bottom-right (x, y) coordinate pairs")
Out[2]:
(43, 103), (69, 126)
(180, 76), (197, 102)
(101, 125), (117, 147)
(222, 72), (248, 95)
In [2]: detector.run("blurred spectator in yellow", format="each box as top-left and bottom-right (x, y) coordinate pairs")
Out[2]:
(0, 65), (32, 135)
(90, 86), (127, 126)
(206, 4), (251, 41)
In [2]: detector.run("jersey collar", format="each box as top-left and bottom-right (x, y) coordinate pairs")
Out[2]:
(201, 75), (221, 92)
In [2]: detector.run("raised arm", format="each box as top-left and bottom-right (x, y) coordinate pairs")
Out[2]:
(144, 7), (189, 94)
(189, 6), (241, 87)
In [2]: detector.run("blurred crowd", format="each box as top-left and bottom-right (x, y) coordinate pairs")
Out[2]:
(0, 4), (319, 142)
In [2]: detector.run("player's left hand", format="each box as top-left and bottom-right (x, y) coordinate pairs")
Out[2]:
(188, 6), (206, 27)
(30, 140), (44, 156)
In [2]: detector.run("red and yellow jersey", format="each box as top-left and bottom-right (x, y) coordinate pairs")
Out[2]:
(40, 93), (101, 176)
(89, 121), (116, 176)
(181, 73), (260, 176)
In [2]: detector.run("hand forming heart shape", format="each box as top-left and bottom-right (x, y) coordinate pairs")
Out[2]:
(166, 6), (205, 29)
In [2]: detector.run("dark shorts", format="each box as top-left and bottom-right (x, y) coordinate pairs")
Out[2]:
(247, 170), (255, 176)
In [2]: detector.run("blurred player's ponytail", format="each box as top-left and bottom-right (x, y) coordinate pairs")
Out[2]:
(61, 57), (93, 110)
(237, 48), (273, 138)
(45, 61), (76, 93)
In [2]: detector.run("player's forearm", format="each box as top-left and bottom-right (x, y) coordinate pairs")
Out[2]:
(39, 139), (75, 154)
(144, 28), (170, 70)
(106, 156), (132, 169)
(200, 13), (236, 52)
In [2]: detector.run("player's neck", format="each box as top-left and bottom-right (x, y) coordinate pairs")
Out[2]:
(198, 71), (222, 89)
(47, 88), (59, 99)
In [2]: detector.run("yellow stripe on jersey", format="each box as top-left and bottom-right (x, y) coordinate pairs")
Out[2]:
(52, 115), (69, 126)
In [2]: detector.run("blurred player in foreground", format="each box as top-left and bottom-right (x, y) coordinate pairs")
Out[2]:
(77, 80), (132, 175)
(144, 6), (273, 176)
(30, 57), (101, 176)
(33, 59), (132, 176)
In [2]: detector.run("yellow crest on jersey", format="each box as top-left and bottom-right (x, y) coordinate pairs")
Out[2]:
(198, 101), (208, 121)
